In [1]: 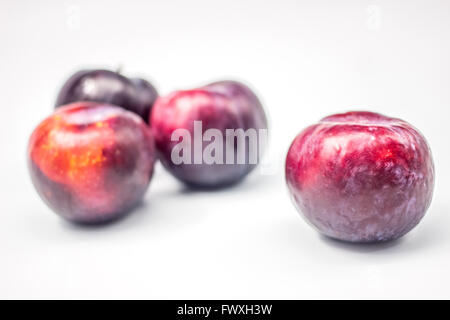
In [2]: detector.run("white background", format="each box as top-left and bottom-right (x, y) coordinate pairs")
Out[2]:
(1, 0), (450, 299)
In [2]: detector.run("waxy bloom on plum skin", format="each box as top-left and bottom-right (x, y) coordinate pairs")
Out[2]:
(285, 111), (435, 243)
(28, 102), (156, 224)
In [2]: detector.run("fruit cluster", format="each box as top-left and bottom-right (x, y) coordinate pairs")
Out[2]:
(28, 69), (267, 223)
(28, 68), (435, 243)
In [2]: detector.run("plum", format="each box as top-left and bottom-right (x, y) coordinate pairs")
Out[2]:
(150, 81), (267, 188)
(55, 69), (158, 123)
(28, 102), (156, 223)
(285, 111), (434, 242)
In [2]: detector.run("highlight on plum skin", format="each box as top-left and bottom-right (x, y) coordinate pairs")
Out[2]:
(150, 80), (268, 188)
(285, 111), (435, 243)
(28, 102), (156, 224)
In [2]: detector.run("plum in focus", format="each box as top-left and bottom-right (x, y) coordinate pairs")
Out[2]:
(285, 111), (434, 242)
(150, 81), (268, 188)
(55, 69), (158, 123)
(28, 102), (156, 223)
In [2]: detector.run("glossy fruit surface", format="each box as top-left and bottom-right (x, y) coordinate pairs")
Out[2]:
(55, 69), (158, 122)
(285, 111), (434, 242)
(28, 102), (156, 223)
(150, 80), (267, 188)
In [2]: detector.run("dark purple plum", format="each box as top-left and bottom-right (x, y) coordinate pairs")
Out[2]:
(55, 69), (158, 123)
(150, 80), (267, 188)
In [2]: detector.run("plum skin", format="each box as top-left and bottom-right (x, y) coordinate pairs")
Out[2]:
(150, 81), (267, 188)
(285, 111), (434, 243)
(55, 69), (158, 123)
(28, 102), (156, 223)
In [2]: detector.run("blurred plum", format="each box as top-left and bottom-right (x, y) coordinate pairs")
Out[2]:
(151, 81), (267, 188)
(55, 69), (158, 122)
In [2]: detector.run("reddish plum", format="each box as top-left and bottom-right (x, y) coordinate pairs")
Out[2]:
(285, 111), (434, 242)
(28, 102), (156, 223)
(150, 81), (267, 188)
(55, 69), (158, 123)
